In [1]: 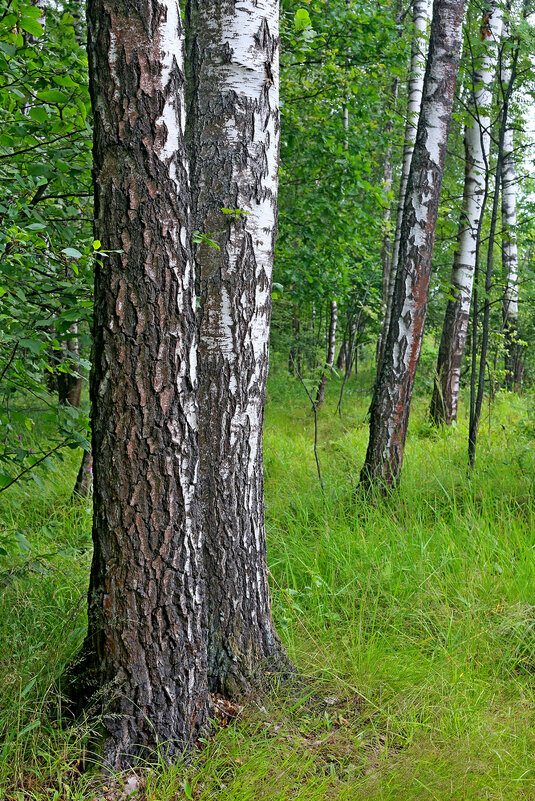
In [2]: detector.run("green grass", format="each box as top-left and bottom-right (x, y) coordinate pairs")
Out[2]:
(2, 362), (535, 799)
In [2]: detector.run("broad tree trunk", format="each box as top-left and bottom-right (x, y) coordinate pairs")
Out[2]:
(360, 0), (464, 489)
(187, 0), (288, 696)
(501, 80), (522, 389)
(377, 0), (430, 371)
(430, 4), (502, 425)
(80, 0), (208, 767)
(315, 300), (338, 408)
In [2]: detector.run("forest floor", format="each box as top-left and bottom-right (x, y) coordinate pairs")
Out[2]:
(1, 361), (535, 800)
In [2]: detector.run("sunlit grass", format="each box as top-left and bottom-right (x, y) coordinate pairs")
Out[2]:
(1, 360), (535, 798)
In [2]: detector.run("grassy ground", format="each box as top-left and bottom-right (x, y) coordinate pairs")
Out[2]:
(1, 360), (535, 799)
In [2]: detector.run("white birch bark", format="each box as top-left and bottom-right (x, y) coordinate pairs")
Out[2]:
(187, 0), (288, 694)
(501, 125), (518, 327)
(378, 0), (430, 369)
(430, 4), (503, 424)
(361, 0), (465, 488)
(500, 46), (521, 388)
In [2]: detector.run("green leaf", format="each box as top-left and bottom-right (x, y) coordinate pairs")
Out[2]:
(294, 8), (312, 30)
(0, 42), (17, 57)
(61, 247), (82, 259)
(14, 531), (31, 553)
(26, 222), (47, 231)
(92, 240), (101, 249)
(29, 106), (48, 124)
(19, 18), (43, 37)
(19, 338), (42, 355)
(27, 163), (53, 178)
(37, 88), (70, 104)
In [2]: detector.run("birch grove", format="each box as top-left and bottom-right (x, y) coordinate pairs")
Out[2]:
(361, 0), (465, 488)
(377, 0), (430, 370)
(429, 4), (503, 425)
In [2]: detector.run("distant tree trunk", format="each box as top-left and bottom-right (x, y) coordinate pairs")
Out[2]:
(78, 0), (208, 767)
(430, 4), (502, 425)
(337, 312), (356, 416)
(360, 0), (464, 489)
(377, 0), (403, 365)
(57, 325), (82, 407)
(468, 31), (519, 467)
(336, 334), (347, 371)
(289, 306), (301, 374)
(316, 300), (338, 407)
(377, 0), (430, 371)
(73, 449), (92, 498)
(501, 59), (522, 389)
(187, 0), (288, 696)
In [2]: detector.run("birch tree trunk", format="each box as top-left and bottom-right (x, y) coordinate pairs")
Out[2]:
(501, 96), (522, 389)
(429, 4), (502, 425)
(187, 0), (288, 696)
(316, 300), (338, 407)
(377, 0), (430, 371)
(360, 0), (464, 489)
(79, 0), (208, 767)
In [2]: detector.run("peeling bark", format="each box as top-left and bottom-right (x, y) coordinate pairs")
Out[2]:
(430, 3), (502, 425)
(501, 66), (522, 389)
(378, 0), (430, 371)
(80, 0), (208, 767)
(468, 23), (520, 467)
(361, 0), (464, 489)
(187, 0), (288, 696)
(316, 300), (337, 408)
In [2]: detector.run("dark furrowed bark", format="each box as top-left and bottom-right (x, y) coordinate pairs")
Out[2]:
(360, 0), (464, 489)
(76, 0), (208, 768)
(186, 0), (290, 696)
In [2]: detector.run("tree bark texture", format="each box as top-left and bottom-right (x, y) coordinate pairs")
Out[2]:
(500, 62), (522, 389)
(377, 0), (430, 372)
(361, 0), (464, 489)
(73, 448), (93, 499)
(315, 299), (337, 408)
(57, 325), (83, 407)
(429, 4), (502, 425)
(187, 0), (287, 695)
(83, 0), (207, 767)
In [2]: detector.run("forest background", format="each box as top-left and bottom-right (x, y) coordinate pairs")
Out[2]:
(2, 0), (535, 797)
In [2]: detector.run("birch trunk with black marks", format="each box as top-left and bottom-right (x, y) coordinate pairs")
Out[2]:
(80, 0), (208, 767)
(430, 4), (502, 425)
(315, 300), (337, 408)
(377, 0), (430, 371)
(468, 19), (520, 466)
(360, 0), (464, 489)
(501, 91), (522, 389)
(187, 0), (288, 696)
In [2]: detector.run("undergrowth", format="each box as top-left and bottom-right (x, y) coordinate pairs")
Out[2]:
(1, 360), (535, 800)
